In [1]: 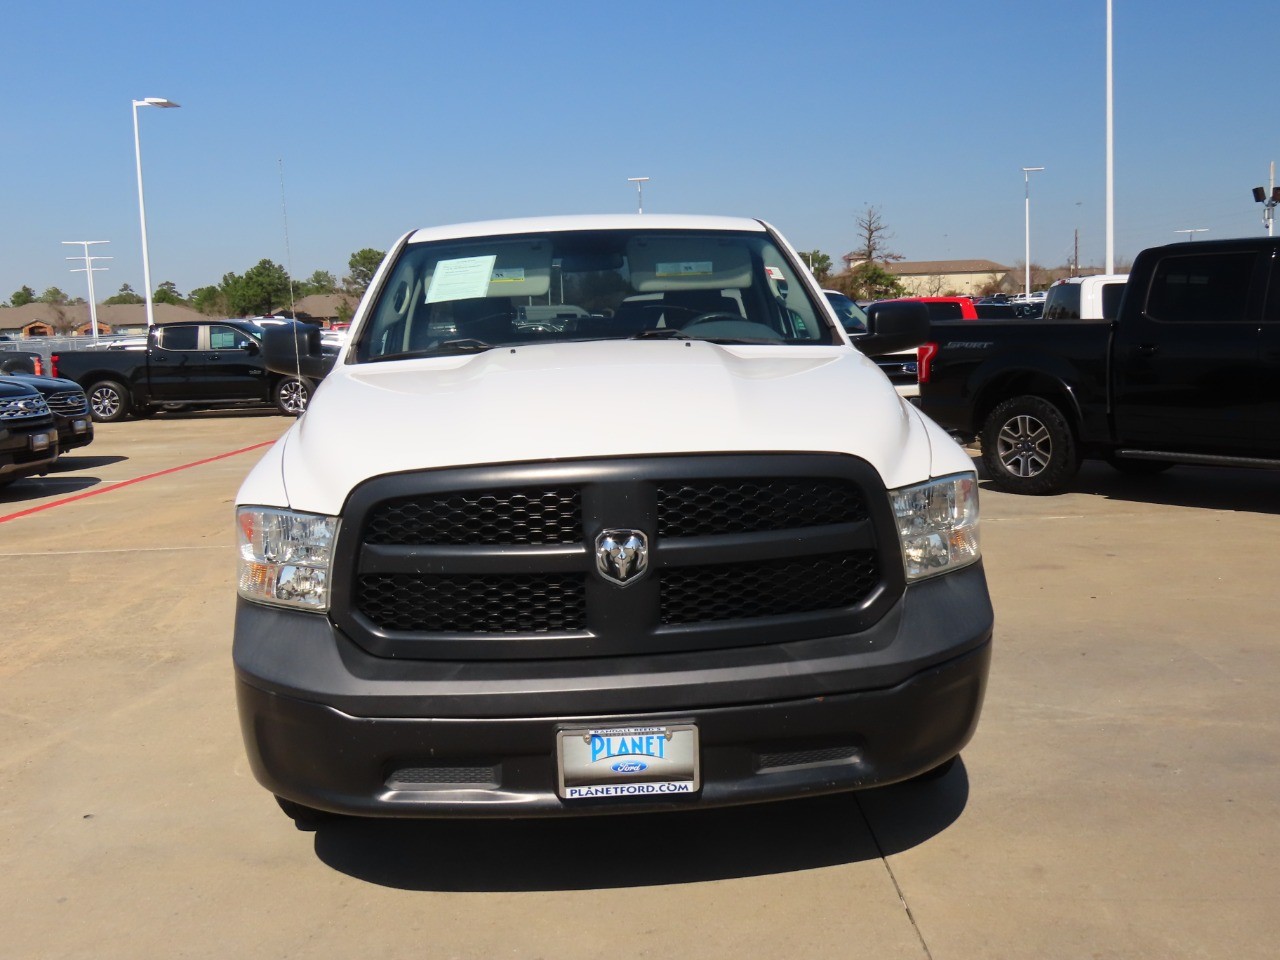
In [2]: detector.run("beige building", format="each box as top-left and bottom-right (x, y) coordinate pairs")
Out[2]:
(841, 256), (1012, 297)
(0, 302), (207, 339)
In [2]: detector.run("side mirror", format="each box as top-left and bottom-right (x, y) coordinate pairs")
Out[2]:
(854, 301), (930, 356)
(262, 322), (333, 380)
(241, 340), (260, 355)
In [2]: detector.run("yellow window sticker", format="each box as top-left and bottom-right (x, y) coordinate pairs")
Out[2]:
(655, 261), (714, 277)
(490, 268), (526, 283)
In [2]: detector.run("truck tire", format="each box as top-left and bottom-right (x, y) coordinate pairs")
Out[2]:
(87, 380), (132, 423)
(274, 795), (335, 830)
(274, 377), (311, 417)
(980, 395), (1079, 495)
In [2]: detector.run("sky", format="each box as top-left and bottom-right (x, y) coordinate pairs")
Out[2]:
(1, 0), (1275, 302)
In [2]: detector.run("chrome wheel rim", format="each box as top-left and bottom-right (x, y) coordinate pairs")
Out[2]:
(996, 414), (1051, 477)
(90, 387), (121, 419)
(279, 380), (308, 414)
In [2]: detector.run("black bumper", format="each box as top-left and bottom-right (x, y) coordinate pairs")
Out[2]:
(234, 564), (993, 817)
(0, 422), (59, 482)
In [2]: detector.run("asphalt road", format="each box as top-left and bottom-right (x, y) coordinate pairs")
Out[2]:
(2, 412), (1277, 959)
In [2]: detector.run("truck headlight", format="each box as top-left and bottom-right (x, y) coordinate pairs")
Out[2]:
(889, 473), (980, 581)
(237, 507), (339, 611)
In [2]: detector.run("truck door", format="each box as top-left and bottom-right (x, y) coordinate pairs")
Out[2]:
(1111, 248), (1265, 453)
(148, 324), (204, 402)
(1257, 249), (1280, 457)
(203, 324), (269, 401)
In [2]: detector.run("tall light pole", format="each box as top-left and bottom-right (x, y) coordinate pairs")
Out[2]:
(627, 176), (649, 214)
(132, 97), (180, 330)
(1022, 166), (1045, 298)
(62, 240), (111, 346)
(1105, 0), (1115, 274)
(1252, 162), (1279, 236)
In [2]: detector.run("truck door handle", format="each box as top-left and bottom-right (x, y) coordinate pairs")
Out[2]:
(1134, 344), (1158, 357)
(207, 354), (220, 360)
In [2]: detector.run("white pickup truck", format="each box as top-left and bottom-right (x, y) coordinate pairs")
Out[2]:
(232, 214), (993, 824)
(1042, 273), (1129, 321)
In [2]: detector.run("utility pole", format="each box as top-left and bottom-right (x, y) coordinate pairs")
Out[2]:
(62, 240), (111, 346)
(1073, 228), (1080, 277)
(1252, 162), (1279, 236)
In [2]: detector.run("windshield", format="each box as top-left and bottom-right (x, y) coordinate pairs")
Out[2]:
(354, 229), (837, 361)
(822, 291), (867, 334)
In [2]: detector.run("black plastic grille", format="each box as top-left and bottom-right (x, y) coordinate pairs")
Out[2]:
(364, 488), (581, 545)
(756, 745), (861, 771)
(357, 572), (586, 633)
(660, 552), (879, 625)
(386, 764), (500, 787)
(656, 478), (867, 537)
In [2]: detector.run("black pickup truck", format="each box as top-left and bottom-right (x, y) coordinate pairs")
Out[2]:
(919, 237), (1280, 494)
(50, 320), (331, 422)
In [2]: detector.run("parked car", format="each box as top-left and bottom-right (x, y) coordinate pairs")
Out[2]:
(0, 380), (59, 488)
(0, 370), (93, 453)
(1042, 274), (1128, 321)
(49, 320), (335, 422)
(234, 214), (991, 826)
(0, 350), (43, 375)
(918, 237), (1279, 493)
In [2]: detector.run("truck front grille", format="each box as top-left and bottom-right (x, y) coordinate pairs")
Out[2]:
(45, 391), (88, 417)
(332, 455), (902, 660)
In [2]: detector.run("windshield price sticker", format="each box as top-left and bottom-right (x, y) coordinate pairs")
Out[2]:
(425, 255), (498, 303)
(655, 261), (713, 278)
(557, 724), (699, 799)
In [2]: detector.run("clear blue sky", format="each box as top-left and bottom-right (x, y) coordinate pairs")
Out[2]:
(1, 0), (1274, 301)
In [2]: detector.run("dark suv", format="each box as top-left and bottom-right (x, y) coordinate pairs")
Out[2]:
(0, 380), (59, 488)
(1, 371), (93, 454)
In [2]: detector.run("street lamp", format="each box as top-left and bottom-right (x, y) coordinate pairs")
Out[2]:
(132, 97), (180, 330)
(62, 240), (111, 346)
(627, 176), (649, 214)
(1021, 166), (1045, 299)
(1174, 229), (1208, 242)
(1252, 162), (1280, 236)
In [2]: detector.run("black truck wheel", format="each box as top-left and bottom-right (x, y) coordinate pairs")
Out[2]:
(980, 395), (1079, 495)
(87, 380), (132, 423)
(275, 795), (335, 830)
(274, 378), (311, 417)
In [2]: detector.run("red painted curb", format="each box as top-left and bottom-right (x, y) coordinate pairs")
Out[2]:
(0, 439), (275, 526)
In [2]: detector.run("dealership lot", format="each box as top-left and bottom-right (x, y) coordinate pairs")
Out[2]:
(1, 414), (1277, 960)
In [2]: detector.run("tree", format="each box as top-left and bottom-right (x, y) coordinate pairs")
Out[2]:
(189, 285), (226, 316)
(799, 251), (832, 283)
(827, 262), (905, 301)
(221, 259), (292, 317)
(38, 286), (69, 304)
(153, 281), (184, 305)
(299, 270), (337, 296)
(104, 283), (144, 305)
(344, 248), (385, 296)
(10, 286), (36, 307)
(848, 206), (903, 265)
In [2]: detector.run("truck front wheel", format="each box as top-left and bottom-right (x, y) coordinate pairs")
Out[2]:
(980, 395), (1079, 495)
(87, 380), (132, 423)
(274, 378), (311, 417)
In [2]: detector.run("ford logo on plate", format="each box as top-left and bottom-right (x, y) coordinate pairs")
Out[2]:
(612, 761), (648, 774)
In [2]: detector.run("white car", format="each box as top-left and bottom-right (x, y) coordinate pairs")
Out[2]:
(233, 214), (991, 825)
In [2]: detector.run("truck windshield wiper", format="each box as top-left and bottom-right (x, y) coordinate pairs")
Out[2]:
(366, 339), (495, 363)
(630, 328), (692, 340)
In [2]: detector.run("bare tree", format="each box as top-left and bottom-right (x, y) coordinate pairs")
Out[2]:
(850, 207), (904, 265)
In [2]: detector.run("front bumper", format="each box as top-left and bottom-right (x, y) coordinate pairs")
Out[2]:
(55, 416), (94, 452)
(0, 424), (59, 481)
(235, 563), (993, 817)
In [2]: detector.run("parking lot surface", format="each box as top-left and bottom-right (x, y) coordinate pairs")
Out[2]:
(2, 413), (1277, 959)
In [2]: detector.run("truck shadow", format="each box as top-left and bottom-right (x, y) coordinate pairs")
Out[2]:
(49, 454), (127, 472)
(973, 455), (1280, 516)
(309, 763), (969, 891)
(0, 474), (102, 503)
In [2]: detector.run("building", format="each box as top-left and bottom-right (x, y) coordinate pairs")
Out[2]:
(0, 302), (207, 339)
(841, 255), (1012, 297)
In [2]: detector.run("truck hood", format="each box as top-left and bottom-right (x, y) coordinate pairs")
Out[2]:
(264, 340), (937, 515)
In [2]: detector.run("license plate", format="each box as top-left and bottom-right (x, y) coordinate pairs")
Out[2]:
(73, 419), (88, 434)
(556, 724), (699, 800)
(30, 433), (50, 452)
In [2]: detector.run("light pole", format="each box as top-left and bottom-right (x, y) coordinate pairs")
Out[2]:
(132, 97), (180, 330)
(1252, 162), (1279, 236)
(1174, 229), (1208, 242)
(1022, 166), (1044, 298)
(1105, 0), (1115, 274)
(62, 240), (111, 346)
(627, 176), (649, 214)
